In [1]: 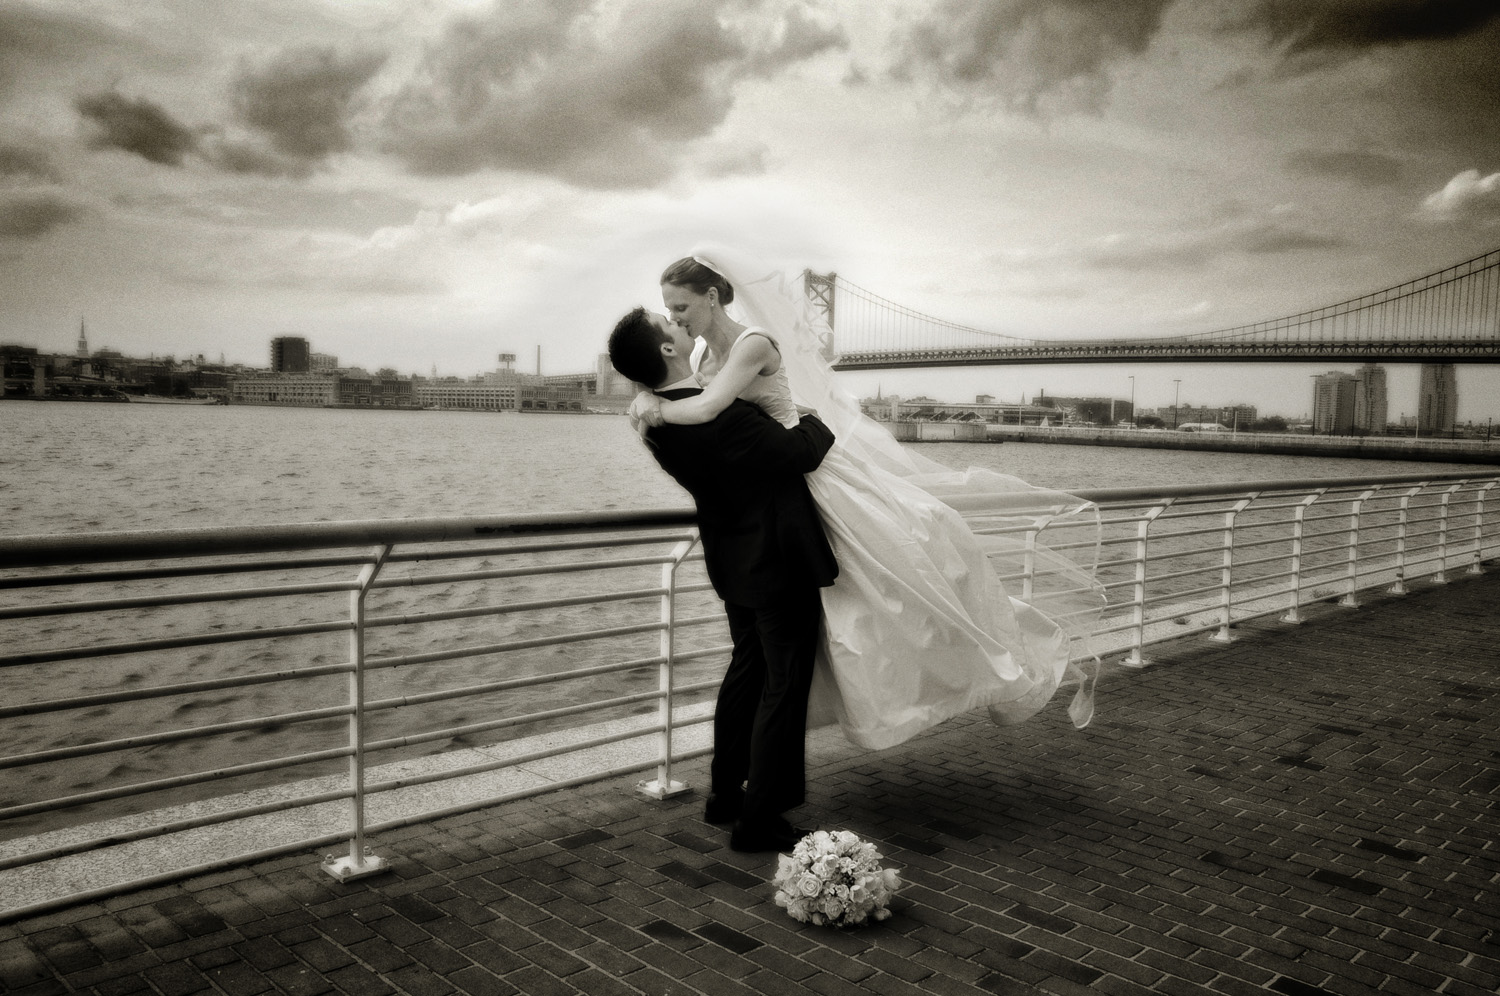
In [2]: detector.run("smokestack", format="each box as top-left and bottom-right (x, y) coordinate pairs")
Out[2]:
(536, 345), (541, 376)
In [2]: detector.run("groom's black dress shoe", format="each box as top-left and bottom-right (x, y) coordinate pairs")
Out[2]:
(729, 817), (805, 853)
(703, 793), (743, 825)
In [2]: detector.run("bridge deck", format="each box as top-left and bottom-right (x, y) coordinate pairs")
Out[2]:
(2, 571), (1496, 996)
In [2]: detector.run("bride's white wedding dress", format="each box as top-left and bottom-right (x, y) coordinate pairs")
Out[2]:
(689, 245), (1104, 751)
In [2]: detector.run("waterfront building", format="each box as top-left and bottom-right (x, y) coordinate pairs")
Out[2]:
(412, 379), (518, 410)
(1353, 364), (1388, 434)
(1, 344), (41, 397)
(520, 384), (585, 411)
(270, 336), (311, 373)
(1312, 371), (1357, 434)
(873, 396), (1054, 425)
(310, 352), (339, 372)
(1219, 404), (1258, 431)
(1036, 395), (1133, 425)
(231, 372), (338, 406)
(1418, 363), (1457, 434)
(335, 374), (415, 407)
(1158, 404), (1255, 429)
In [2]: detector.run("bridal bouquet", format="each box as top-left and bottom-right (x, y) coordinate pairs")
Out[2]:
(772, 830), (901, 927)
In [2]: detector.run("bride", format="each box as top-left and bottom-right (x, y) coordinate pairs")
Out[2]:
(631, 244), (1104, 750)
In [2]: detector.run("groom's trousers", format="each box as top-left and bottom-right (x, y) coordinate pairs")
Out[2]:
(714, 588), (822, 822)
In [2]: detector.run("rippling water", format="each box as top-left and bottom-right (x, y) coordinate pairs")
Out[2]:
(2, 401), (1483, 534)
(1, 402), (1485, 839)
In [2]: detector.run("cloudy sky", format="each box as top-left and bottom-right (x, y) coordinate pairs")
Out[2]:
(2, 0), (1499, 420)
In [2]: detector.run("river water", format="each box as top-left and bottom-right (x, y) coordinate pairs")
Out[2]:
(1, 402), (1484, 534)
(0, 403), (1487, 839)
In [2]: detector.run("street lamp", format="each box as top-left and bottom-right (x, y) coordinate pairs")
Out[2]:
(1172, 379), (1181, 429)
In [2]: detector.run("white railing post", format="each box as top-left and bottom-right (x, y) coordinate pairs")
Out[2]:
(1124, 501), (1169, 667)
(1281, 491), (1324, 624)
(1469, 482), (1495, 575)
(1339, 489), (1378, 607)
(1387, 485), (1424, 594)
(1022, 527), (1037, 603)
(1210, 495), (1256, 642)
(323, 543), (392, 883)
(637, 536), (698, 800)
(1432, 483), (1463, 584)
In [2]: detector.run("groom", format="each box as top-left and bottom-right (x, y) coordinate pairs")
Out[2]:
(608, 307), (838, 853)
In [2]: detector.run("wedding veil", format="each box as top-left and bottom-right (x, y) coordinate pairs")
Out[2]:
(687, 243), (1107, 713)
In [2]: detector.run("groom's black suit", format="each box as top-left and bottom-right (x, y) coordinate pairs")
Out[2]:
(645, 387), (837, 834)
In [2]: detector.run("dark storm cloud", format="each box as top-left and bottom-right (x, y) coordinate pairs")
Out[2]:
(0, 3), (148, 98)
(381, 0), (846, 188)
(1228, 0), (1500, 54)
(232, 46), (387, 160)
(0, 142), (58, 183)
(73, 43), (385, 179)
(0, 192), (84, 238)
(1219, 3), (1500, 169)
(893, 0), (1173, 113)
(1286, 149), (1403, 186)
(75, 92), (199, 166)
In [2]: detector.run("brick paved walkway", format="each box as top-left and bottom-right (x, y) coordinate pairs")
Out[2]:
(2, 572), (1497, 996)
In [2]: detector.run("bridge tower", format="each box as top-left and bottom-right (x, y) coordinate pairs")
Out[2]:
(803, 269), (837, 361)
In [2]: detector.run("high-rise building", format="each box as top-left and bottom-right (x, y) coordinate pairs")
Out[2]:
(271, 336), (311, 373)
(1353, 363), (1388, 434)
(1312, 371), (1357, 434)
(1418, 364), (1458, 434)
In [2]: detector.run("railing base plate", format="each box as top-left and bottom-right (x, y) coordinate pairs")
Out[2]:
(636, 778), (690, 800)
(322, 852), (390, 883)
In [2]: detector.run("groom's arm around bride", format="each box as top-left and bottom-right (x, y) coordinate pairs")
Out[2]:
(608, 307), (837, 852)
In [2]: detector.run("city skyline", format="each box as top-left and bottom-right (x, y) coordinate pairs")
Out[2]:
(8, 322), (1476, 423)
(2, 2), (1498, 419)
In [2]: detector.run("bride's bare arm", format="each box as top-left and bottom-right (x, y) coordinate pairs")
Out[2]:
(657, 333), (779, 425)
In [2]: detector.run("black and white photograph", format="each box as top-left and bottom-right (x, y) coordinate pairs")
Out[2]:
(2, 2), (1497, 995)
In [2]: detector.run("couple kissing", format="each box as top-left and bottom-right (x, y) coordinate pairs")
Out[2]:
(608, 246), (1105, 855)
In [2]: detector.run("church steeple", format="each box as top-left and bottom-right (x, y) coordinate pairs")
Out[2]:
(76, 317), (89, 359)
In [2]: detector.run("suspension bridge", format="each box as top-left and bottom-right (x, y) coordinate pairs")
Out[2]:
(815, 246), (1500, 370)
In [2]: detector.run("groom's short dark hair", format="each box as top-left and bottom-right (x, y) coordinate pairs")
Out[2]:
(608, 307), (670, 388)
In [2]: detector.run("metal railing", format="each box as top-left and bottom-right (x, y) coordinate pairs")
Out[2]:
(1, 470), (1497, 919)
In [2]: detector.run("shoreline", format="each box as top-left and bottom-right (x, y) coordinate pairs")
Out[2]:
(971, 423), (1500, 465)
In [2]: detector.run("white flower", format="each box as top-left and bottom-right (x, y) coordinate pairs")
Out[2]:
(769, 830), (900, 928)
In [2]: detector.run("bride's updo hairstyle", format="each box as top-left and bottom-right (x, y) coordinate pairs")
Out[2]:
(661, 256), (734, 305)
